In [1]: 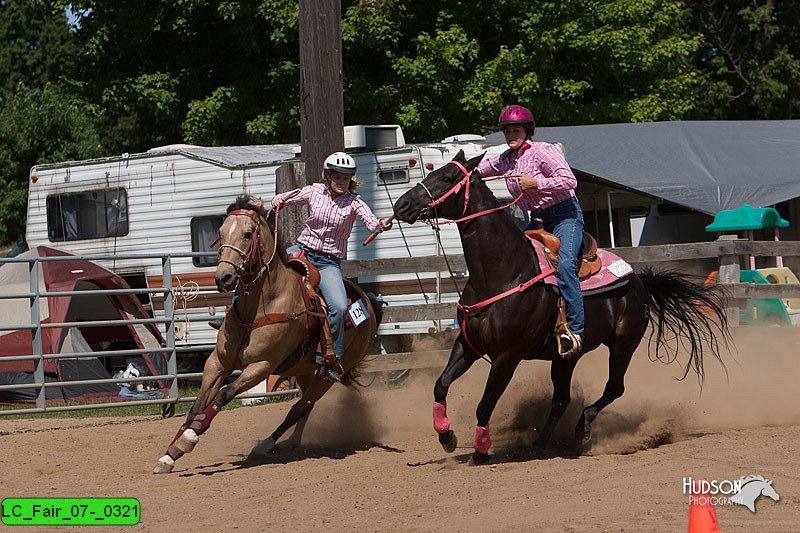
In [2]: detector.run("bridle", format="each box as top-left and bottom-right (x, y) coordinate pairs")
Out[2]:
(416, 160), (525, 226)
(214, 205), (310, 336)
(216, 209), (278, 288)
(418, 159), (474, 220)
(413, 158), (555, 360)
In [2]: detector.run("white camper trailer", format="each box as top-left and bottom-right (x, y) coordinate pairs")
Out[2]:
(26, 125), (520, 350)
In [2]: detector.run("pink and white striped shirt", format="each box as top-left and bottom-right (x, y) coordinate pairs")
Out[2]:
(477, 140), (576, 211)
(272, 183), (381, 259)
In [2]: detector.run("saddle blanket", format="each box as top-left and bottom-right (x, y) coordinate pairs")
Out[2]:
(527, 238), (634, 292)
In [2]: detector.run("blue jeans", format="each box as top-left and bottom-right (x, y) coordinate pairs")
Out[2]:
(287, 244), (347, 360)
(525, 197), (585, 335)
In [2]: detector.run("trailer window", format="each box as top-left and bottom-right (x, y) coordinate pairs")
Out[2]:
(379, 168), (409, 185)
(46, 188), (129, 241)
(191, 215), (224, 267)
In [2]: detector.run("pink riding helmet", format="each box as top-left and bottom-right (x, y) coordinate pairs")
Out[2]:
(498, 104), (535, 133)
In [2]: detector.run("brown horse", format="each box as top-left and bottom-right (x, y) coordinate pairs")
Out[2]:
(154, 195), (382, 474)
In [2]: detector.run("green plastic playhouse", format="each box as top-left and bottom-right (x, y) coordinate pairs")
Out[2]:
(705, 204), (792, 326)
(705, 204), (789, 232)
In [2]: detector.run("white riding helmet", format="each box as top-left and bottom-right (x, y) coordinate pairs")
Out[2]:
(323, 151), (357, 174)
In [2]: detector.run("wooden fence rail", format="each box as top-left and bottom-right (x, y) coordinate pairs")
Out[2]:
(343, 238), (800, 330)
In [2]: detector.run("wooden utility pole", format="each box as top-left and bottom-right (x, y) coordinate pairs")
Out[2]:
(299, 0), (345, 185)
(276, 1), (344, 238)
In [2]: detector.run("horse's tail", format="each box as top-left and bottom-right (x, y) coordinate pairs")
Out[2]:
(638, 268), (730, 384)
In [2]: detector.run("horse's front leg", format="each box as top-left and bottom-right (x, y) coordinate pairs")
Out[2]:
(153, 356), (270, 474)
(471, 354), (519, 464)
(433, 336), (479, 453)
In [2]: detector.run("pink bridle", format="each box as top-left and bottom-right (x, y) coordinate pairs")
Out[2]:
(419, 159), (474, 219)
(417, 159), (555, 358)
(418, 159), (525, 226)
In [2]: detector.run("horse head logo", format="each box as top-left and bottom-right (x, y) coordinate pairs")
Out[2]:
(729, 475), (780, 513)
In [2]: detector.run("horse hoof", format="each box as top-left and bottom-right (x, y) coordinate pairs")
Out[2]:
(438, 430), (458, 453)
(153, 455), (175, 474)
(469, 451), (490, 465)
(250, 437), (277, 458)
(573, 426), (591, 453)
(175, 429), (199, 454)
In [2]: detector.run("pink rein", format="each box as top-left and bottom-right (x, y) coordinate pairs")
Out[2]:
(423, 159), (556, 358)
(423, 160), (525, 225)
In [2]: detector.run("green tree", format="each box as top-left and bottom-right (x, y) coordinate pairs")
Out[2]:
(0, 0), (78, 98)
(66, 0), (300, 152)
(342, 0), (703, 140)
(61, 0), (709, 148)
(687, 0), (800, 119)
(0, 84), (101, 243)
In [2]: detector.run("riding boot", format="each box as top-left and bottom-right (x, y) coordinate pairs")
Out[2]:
(319, 319), (337, 365)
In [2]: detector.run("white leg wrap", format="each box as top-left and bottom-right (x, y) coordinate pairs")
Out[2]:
(175, 428), (199, 454)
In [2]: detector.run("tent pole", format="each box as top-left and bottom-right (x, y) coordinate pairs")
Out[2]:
(607, 192), (616, 248)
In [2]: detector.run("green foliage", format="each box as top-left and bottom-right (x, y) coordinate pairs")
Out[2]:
(339, 0), (705, 140)
(0, 0), (78, 98)
(0, 84), (101, 242)
(65, 0), (301, 152)
(687, 0), (800, 119)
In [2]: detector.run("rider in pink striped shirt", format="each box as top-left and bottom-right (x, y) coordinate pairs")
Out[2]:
(478, 105), (585, 358)
(272, 152), (392, 382)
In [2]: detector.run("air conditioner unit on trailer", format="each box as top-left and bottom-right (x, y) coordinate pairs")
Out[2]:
(344, 125), (406, 151)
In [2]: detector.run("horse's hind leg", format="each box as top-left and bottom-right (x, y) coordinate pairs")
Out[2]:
(433, 337), (479, 453)
(250, 374), (332, 457)
(153, 358), (271, 473)
(534, 357), (579, 449)
(574, 341), (636, 450)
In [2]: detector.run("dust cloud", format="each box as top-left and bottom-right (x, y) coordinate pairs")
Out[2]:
(299, 327), (800, 456)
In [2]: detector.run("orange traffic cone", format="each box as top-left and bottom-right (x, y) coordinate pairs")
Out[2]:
(688, 480), (720, 533)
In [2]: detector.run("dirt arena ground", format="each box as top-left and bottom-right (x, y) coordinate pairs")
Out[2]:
(2, 327), (799, 532)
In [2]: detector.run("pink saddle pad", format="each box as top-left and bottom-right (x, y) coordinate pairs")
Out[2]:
(526, 237), (634, 292)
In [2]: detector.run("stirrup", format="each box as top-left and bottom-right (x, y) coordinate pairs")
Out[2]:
(322, 367), (341, 383)
(558, 330), (583, 358)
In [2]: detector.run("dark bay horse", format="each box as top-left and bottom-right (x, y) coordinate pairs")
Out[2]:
(392, 150), (728, 463)
(154, 195), (382, 473)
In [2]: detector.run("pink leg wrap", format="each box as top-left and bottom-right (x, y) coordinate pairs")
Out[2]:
(433, 401), (451, 434)
(187, 401), (222, 435)
(473, 424), (491, 455)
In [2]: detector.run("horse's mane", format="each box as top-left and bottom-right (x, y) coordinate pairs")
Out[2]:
(226, 194), (291, 262)
(226, 194), (268, 217)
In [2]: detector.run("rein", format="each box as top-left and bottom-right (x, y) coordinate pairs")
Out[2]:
(419, 159), (557, 359)
(418, 161), (524, 226)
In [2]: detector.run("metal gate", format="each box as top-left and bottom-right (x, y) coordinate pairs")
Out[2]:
(0, 251), (297, 417)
